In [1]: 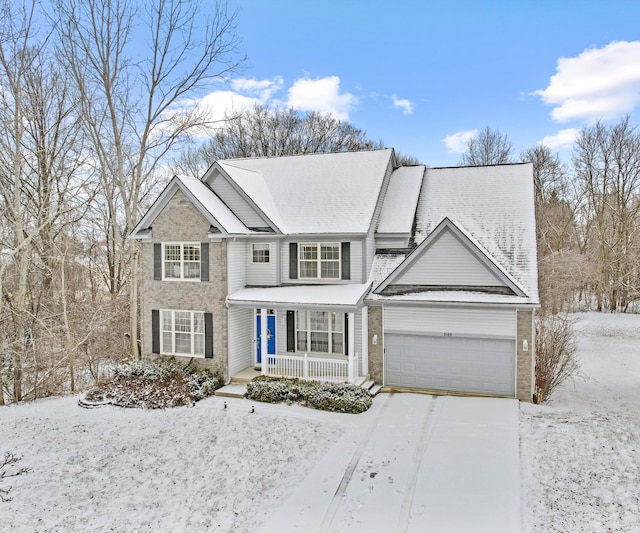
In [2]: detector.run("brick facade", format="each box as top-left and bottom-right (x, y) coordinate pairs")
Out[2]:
(516, 309), (535, 402)
(141, 190), (228, 377)
(367, 306), (384, 384)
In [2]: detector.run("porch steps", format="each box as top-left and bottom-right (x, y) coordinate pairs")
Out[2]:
(214, 384), (247, 399)
(361, 379), (375, 390)
(357, 378), (382, 397)
(353, 376), (367, 387)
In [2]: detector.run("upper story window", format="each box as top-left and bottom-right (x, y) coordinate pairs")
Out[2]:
(299, 243), (340, 279)
(252, 243), (271, 263)
(163, 243), (200, 280)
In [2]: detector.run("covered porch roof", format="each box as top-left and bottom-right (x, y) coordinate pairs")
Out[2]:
(227, 283), (371, 312)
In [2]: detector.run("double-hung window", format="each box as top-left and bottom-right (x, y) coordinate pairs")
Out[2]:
(252, 243), (270, 263)
(295, 310), (344, 355)
(299, 243), (340, 279)
(160, 310), (205, 356)
(163, 243), (200, 280)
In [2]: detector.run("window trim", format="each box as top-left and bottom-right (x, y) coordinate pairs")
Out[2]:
(295, 310), (344, 355)
(162, 242), (201, 281)
(251, 242), (271, 264)
(298, 242), (341, 280)
(160, 309), (205, 357)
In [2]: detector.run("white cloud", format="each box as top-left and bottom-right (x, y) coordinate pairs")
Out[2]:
(535, 41), (640, 123)
(392, 94), (414, 115)
(538, 128), (579, 150)
(230, 76), (284, 101)
(442, 129), (478, 154)
(194, 90), (263, 124)
(286, 76), (358, 120)
(176, 75), (358, 135)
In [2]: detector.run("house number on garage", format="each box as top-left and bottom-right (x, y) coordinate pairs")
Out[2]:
(443, 332), (453, 337)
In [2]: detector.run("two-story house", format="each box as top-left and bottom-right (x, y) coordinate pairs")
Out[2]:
(130, 148), (539, 401)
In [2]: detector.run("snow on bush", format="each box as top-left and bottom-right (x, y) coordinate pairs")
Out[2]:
(246, 376), (372, 413)
(83, 359), (223, 409)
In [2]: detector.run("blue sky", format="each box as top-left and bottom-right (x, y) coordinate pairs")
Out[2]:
(198, 0), (640, 166)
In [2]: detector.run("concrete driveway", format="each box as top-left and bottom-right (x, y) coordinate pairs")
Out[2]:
(262, 393), (521, 533)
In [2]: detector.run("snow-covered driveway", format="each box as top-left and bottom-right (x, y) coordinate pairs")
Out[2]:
(263, 393), (521, 532)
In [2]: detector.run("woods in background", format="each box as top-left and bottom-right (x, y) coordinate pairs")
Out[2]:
(461, 122), (640, 315)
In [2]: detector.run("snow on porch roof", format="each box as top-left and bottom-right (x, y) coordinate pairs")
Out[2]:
(227, 283), (371, 310)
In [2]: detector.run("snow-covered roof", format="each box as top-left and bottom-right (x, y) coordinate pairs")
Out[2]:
(376, 165), (424, 235)
(414, 164), (539, 303)
(216, 149), (394, 234)
(178, 176), (251, 235)
(368, 253), (407, 287)
(216, 163), (286, 232)
(130, 175), (251, 238)
(227, 283), (371, 310)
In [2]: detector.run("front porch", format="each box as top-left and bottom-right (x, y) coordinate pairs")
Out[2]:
(226, 284), (372, 387)
(259, 351), (361, 383)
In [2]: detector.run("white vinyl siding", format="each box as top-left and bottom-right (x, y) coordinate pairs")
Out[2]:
(395, 229), (504, 287)
(227, 240), (247, 293)
(374, 235), (410, 249)
(384, 306), (516, 339)
(228, 307), (253, 376)
(247, 241), (278, 286)
(210, 176), (266, 228)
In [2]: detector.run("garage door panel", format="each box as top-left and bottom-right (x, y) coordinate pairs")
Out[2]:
(385, 334), (515, 396)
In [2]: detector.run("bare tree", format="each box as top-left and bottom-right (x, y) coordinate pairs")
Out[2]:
(55, 0), (243, 357)
(173, 104), (386, 176)
(573, 117), (640, 311)
(520, 144), (582, 312)
(460, 126), (514, 166)
(0, 0), (54, 402)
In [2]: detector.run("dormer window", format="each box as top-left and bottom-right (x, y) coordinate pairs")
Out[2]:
(299, 243), (340, 279)
(163, 243), (201, 280)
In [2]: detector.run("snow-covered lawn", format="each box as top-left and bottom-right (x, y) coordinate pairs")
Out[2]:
(0, 396), (347, 532)
(521, 312), (640, 532)
(1, 311), (639, 532)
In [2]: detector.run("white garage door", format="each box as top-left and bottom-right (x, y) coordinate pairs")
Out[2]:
(385, 333), (516, 396)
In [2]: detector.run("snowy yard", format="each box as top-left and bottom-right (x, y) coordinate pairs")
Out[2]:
(521, 312), (640, 532)
(1, 311), (639, 532)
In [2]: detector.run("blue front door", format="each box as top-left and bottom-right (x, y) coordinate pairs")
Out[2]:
(256, 314), (276, 363)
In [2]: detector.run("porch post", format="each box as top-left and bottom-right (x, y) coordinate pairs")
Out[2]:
(260, 307), (268, 376)
(348, 311), (355, 382)
(361, 307), (369, 376)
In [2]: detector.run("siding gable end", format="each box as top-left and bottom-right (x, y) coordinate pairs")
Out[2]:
(394, 228), (504, 287)
(375, 218), (527, 296)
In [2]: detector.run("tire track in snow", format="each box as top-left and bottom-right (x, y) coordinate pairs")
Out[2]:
(319, 392), (394, 532)
(396, 395), (440, 532)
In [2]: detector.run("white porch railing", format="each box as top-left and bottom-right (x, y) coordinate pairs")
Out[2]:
(263, 353), (360, 383)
